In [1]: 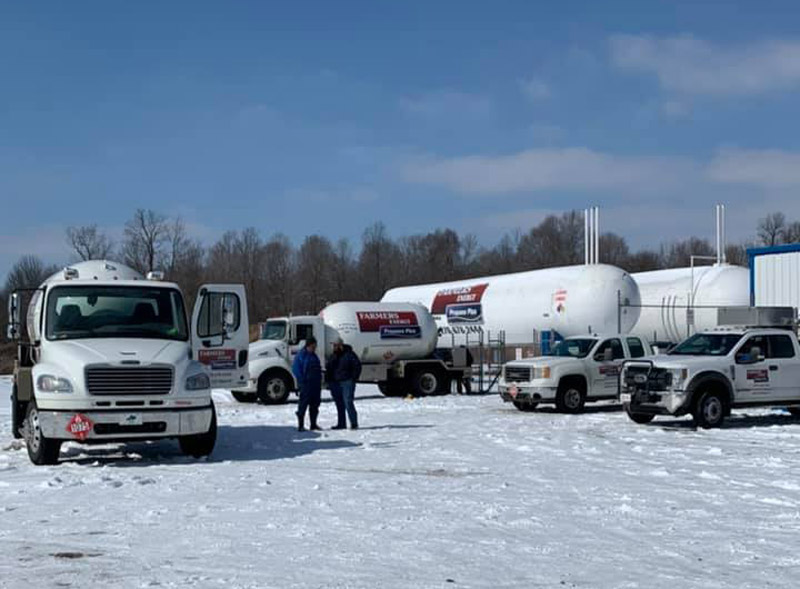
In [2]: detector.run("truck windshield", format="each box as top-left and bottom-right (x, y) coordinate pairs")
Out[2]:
(45, 285), (188, 341)
(669, 333), (742, 356)
(262, 320), (287, 340)
(547, 339), (597, 358)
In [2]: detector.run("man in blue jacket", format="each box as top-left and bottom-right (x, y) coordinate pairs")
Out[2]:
(292, 337), (322, 432)
(330, 338), (361, 430)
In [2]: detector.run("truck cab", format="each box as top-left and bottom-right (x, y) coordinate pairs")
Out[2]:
(621, 321), (800, 428)
(6, 260), (249, 464)
(231, 315), (329, 404)
(499, 334), (650, 413)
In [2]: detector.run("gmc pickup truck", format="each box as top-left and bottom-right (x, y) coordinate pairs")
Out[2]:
(499, 334), (651, 413)
(620, 326), (800, 428)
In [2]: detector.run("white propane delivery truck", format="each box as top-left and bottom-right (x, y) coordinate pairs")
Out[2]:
(232, 302), (471, 403)
(5, 260), (249, 465)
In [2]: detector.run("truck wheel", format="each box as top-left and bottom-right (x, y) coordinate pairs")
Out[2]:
(11, 383), (26, 440)
(555, 380), (586, 413)
(693, 390), (726, 429)
(179, 404), (217, 458)
(231, 391), (257, 403)
(25, 401), (62, 466)
(513, 401), (538, 412)
(378, 381), (406, 397)
(412, 369), (443, 397)
(257, 372), (291, 405)
(625, 407), (655, 424)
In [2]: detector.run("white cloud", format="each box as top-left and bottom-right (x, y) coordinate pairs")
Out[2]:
(610, 34), (800, 96)
(403, 147), (695, 195)
(708, 148), (800, 188)
(398, 90), (492, 118)
(518, 77), (551, 101)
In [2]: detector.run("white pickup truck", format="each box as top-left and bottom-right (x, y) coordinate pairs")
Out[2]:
(621, 324), (800, 428)
(499, 334), (651, 413)
(6, 260), (249, 464)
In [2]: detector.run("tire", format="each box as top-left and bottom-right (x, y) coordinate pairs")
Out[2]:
(693, 390), (726, 429)
(378, 381), (406, 397)
(25, 401), (62, 466)
(179, 404), (217, 458)
(231, 391), (257, 403)
(257, 371), (291, 405)
(411, 369), (444, 397)
(555, 380), (586, 413)
(11, 383), (26, 440)
(625, 408), (655, 424)
(513, 401), (538, 412)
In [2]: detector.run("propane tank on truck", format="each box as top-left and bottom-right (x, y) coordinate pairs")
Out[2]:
(234, 301), (470, 403)
(381, 264), (641, 347)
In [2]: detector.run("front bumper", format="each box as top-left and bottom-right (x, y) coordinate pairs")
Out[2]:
(621, 388), (689, 416)
(37, 406), (214, 441)
(499, 383), (558, 404)
(232, 379), (258, 394)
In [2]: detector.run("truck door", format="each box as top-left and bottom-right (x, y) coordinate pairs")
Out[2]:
(191, 284), (250, 389)
(766, 334), (799, 402)
(591, 338), (625, 396)
(733, 335), (772, 402)
(288, 321), (318, 363)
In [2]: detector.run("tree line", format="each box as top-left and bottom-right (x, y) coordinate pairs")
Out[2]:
(1, 209), (798, 330)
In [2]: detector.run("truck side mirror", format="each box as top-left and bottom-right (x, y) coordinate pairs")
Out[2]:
(6, 292), (20, 341)
(604, 348), (614, 362)
(736, 346), (763, 365)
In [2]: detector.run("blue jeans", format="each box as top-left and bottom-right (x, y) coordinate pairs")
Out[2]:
(340, 379), (358, 428)
(329, 381), (346, 427)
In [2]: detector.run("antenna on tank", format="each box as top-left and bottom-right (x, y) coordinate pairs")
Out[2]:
(715, 203), (727, 265)
(584, 206), (600, 265)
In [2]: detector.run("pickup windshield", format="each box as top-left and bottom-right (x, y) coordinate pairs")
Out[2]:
(547, 338), (597, 358)
(668, 333), (742, 356)
(262, 320), (287, 340)
(46, 285), (188, 341)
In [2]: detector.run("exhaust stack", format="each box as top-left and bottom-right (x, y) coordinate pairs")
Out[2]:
(584, 206), (600, 265)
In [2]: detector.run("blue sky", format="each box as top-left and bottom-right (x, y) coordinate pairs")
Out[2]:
(3, 0), (800, 280)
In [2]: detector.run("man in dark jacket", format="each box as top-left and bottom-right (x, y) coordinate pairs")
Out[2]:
(331, 339), (361, 430)
(292, 337), (322, 432)
(326, 345), (346, 430)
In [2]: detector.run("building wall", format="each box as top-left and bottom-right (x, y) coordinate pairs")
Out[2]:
(749, 245), (800, 314)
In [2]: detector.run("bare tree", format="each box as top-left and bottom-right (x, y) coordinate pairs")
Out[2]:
(121, 209), (169, 273)
(758, 212), (786, 246)
(784, 221), (800, 244)
(263, 234), (295, 317)
(599, 233), (630, 267)
(358, 222), (399, 299)
(3, 255), (58, 291)
(66, 225), (114, 261)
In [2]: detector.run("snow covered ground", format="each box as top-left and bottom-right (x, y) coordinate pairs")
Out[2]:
(3, 375), (800, 588)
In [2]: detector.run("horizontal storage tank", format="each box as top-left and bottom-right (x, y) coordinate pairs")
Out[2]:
(381, 264), (641, 347)
(631, 264), (750, 343)
(320, 302), (438, 363)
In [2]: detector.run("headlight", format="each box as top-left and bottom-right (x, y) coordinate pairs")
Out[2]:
(185, 373), (211, 391)
(669, 368), (688, 389)
(37, 375), (73, 393)
(533, 366), (551, 380)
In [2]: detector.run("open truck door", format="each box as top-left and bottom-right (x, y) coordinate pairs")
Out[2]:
(191, 284), (249, 389)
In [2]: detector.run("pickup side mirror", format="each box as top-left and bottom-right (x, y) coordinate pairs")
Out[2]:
(736, 346), (764, 365)
(595, 348), (613, 362)
(6, 292), (21, 341)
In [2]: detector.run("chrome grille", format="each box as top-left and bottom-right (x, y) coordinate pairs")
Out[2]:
(85, 366), (174, 395)
(504, 366), (532, 383)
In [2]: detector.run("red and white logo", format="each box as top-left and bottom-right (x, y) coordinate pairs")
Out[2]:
(66, 414), (94, 441)
(431, 284), (489, 315)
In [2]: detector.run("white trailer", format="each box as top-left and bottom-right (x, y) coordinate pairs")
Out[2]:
(381, 264), (641, 347)
(232, 302), (471, 403)
(6, 260), (250, 465)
